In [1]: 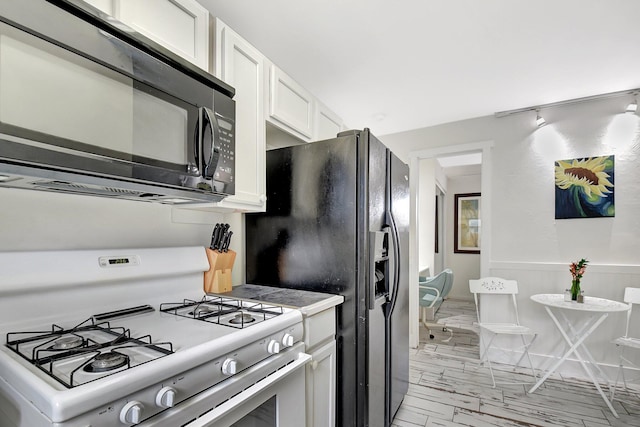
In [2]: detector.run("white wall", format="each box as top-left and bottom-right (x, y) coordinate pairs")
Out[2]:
(417, 158), (436, 275)
(381, 95), (640, 377)
(0, 187), (244, 278)
(445, 174), (481, 300)
(416, 158), (449, 278)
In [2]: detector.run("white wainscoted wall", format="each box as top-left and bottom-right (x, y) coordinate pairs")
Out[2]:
(491, 262), (640, 377)
(381, 95), (640, 378)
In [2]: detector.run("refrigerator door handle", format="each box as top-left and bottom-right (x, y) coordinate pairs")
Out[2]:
(387, 212), (401, 313)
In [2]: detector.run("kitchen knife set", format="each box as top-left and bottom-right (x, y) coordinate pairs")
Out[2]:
(204, 223), (236, 294)
(210, 223), (233, 252)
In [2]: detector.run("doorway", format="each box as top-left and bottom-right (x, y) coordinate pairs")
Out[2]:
(433, 186), (445, 276)
(407, 141), (493, 348)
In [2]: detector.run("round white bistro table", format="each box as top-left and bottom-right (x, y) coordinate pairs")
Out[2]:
(529, 294), (629, 417)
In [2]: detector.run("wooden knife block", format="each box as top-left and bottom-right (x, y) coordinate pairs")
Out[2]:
(204, 248), (236, 293)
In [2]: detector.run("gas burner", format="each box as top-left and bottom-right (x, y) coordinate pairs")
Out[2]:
(229, 313), (255, 325)
(6, 315), (174, 388)
(160, 296), (285, 328)
(84, 351), (129, 373)
(51, 335), (84, 350)
(191, 305), (215, 317)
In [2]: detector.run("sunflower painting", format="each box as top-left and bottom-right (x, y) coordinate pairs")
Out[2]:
(555, 155), (614, 219)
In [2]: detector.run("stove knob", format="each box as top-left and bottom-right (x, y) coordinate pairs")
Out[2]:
(281, 333), (295, 347)
(267, 339), (281, 354)
(222, 358), (237, 375)
(155, 386), (177, 408)
(120, 401), (144, 425)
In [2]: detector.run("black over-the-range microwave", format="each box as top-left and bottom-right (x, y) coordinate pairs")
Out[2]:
(0, 0), (235, 204)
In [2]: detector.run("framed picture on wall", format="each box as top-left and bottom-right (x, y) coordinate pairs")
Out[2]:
(554, 155), (615, 219)
(454, 192), (481, 254)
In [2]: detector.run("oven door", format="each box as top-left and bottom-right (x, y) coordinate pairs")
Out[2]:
(143, 344), (311, 427)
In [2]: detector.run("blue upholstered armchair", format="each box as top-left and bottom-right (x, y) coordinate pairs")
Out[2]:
(419, 269), (454, 339)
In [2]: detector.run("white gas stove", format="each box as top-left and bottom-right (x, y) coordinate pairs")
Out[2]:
(0, 247), (307, 427)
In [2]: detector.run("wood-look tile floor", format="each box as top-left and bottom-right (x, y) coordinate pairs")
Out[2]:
(393, 299), (640, 427)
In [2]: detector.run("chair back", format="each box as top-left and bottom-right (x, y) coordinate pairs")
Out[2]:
(622, 287), (640, 338)
(469, 277), (521, 325)
(440, 269), (454, 298)
(418, 269), (447, 304)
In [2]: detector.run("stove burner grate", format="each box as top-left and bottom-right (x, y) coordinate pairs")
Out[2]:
(6, 318), (131, 365)
(160, 296), (284, 328)
(6, 315), (174, 389)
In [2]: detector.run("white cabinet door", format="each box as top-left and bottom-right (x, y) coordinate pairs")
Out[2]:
(212, 21), (266, 212)
(315, 101), (343, 141)
(268, 65), (314, 141)
(306, 340), (336, 427)
(118, 0), (209, 70)
(81, 0), (116, 15)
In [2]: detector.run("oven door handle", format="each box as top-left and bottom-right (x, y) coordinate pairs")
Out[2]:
(184, 352), (312, 427)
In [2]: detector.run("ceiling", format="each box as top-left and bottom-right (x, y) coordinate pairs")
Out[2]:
(197, 0), (640, 137)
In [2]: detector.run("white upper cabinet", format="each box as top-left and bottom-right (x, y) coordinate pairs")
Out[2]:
(81, 0), (209, 70)
(80, 0), (115, 15)
(209, 20), (267, 212)
(268, 65), (315, 141)
(119, 0), (209, 70)
(315, 100), (344, 141)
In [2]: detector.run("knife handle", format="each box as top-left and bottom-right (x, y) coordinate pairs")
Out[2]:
(223, 231), (233, 252)
(210, 223), (220, 249)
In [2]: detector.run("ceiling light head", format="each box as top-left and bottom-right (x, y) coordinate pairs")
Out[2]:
(535, 110), (546, 127)
(626, 94), (638, 113)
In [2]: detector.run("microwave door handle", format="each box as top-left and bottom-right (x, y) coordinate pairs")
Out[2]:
(200, 107), (220, 179)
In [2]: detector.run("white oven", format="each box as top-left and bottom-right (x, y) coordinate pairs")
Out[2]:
(0, 247), (310, 427)
(149, 343), (310, 427)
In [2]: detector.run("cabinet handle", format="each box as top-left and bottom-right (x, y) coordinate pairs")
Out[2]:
(311, 360), (319, 370)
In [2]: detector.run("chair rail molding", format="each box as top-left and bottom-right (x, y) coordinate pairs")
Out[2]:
(491, 261), (640, 275)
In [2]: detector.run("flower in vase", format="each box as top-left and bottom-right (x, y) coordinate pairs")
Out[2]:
(569, 258), (588, 300)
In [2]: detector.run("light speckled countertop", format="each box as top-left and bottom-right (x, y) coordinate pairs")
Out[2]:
(208, 284), (343, 317)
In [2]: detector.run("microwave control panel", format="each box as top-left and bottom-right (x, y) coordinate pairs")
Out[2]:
(214, 116), (234, 185)
(211, 91), (235, 193)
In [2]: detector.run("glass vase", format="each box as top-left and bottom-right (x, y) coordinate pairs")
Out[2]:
(570, 279), (580, 301)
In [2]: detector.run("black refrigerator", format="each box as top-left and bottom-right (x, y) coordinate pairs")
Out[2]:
(245, 129), (409, 427)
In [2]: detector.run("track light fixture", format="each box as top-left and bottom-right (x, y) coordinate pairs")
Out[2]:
(626, 94), (638, 113)
(495, 87), (640, 121)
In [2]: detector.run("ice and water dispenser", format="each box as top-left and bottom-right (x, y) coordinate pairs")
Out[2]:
(370, 230), (389, 309)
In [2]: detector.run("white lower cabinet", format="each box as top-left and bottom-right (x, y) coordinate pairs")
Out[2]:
(306, 340), (336, 427)
(303, 307), (337, 427)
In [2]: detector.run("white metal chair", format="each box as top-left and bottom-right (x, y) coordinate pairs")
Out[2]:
(419, 269), (453, 340)
(469, 277), (537, 388)
(611, 287), (640, 400)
